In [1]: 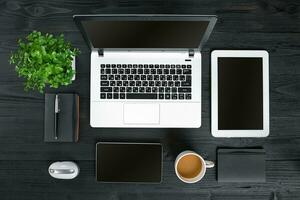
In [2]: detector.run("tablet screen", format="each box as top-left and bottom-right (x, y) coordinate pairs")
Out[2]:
(218, 58), (263, 130)
(96, 143), (162, 183)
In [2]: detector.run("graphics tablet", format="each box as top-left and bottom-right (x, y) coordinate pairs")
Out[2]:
(211, 50), (269, 137)
(96, 142), (162, 183)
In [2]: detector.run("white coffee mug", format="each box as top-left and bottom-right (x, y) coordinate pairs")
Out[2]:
(175, 150), (215, 183)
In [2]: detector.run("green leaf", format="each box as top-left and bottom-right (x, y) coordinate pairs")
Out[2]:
(9, 31), (80, 93)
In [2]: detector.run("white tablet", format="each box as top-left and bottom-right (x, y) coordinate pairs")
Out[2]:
(211, 50), (269, 137)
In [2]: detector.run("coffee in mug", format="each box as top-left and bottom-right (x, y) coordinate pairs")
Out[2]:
(175, 151), (214, 183)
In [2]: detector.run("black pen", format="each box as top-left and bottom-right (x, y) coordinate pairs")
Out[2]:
(54, 94), (60, 140)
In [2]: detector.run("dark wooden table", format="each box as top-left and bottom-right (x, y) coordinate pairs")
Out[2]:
(0, 0), (299, 199)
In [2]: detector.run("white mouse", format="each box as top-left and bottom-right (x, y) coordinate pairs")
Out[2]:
(48, 161), (79, 179)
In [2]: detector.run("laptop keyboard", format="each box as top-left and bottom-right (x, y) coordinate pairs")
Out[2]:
(100, 64), (192, 100)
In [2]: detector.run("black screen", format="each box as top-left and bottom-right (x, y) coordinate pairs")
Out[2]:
(218, 58), (263, 130)
(97, 143), (162, 182)
(82, 21), (209, 48)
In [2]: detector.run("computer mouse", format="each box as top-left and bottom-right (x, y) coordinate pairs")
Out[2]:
(48, 161), (79, 179)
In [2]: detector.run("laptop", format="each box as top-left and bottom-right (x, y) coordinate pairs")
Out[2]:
(74, 15), (217, 128)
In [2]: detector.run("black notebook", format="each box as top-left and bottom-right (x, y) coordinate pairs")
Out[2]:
(44, 93), (79, 142)
(217, 148), (266, 182)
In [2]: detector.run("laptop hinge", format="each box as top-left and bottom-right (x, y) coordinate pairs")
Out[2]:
(98, 49), (104, 57)
(188, 49), (194, 57)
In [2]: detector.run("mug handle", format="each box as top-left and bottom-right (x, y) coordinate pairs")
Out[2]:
(205, 160), (215, 168)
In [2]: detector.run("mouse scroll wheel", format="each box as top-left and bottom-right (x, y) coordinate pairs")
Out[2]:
(49, 169), (75, 174)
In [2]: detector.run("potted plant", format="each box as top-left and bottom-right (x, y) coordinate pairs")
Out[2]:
(9, 31), (80, 93)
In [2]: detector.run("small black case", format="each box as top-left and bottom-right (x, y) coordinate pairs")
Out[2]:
(44, 93), (79, 142)
(217, 148), (266, 182)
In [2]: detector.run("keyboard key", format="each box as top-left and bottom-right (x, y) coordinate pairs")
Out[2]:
(182, 65), (186, 68)
(119, 69), (125, 74)
(138, 69), (143, 74)
(100, 93), (106, 99)
(176, 69), (182, 74)
(106, 64), (111, 68)
(178, 88), (191, 93)
(126, 87), (132, 93)
(144, 69), (150, 74)
(155, 64), (159, 68)
(165, 93), (171, 99)
(107, 93), (112, 99)
(176, 65), (181, 68)
(133, 64), (138, 68)
(106, 69), (111, 74)
(127, 93), (157, 99)
(164, 69), (169, 74)
(159, 87), (164, 92)
(173, 75), (179, 80)
(109, 75), (114, 80)
(120, 93), (125, 99)
(144, 64), (148, 68)
(165, 87), (171, 93)
(181, 81), (191, 86)
(112, 69), (117, 74)
(172, 87), (177, 93)
(149, 64), (154, 68)
(113, 93), (119, 99)
(113, 87), (119, 92)
(138, 64), (143, 68)
(125, 69), (130, 74)
(149, 81), (155, 86)
(115, 75), (120, 80)
(122, 64), (127, 68)
(154, 75), (159, 80)
(110, 81), (116, 86)
(160, 75), (166, 80)
(147, 75), (153, 80)
(101, 87), (112, 92)
(131, 69), (137, 74)
(167, 75), (172, 80)
(101, 69), (105, 74)
(171, 65), (175, 68)
(160, 64), (165, 68)
(168, 81), (174, 87)
(183, 69), (192, 74)
(162, 81), (167, 86)
(186, 75), (192, 81)
(180, 75), (185, 81)
(129, 81), (135, 86)
(166, 64), (170, 68)
(179, 94), (185, 99)
(141, 75), (147, 80)
(142, 81), (148, 86)
(136, 81), (141, 86)
(101, 64), (105, 68)
(128, 75), (133, 80)
(151, 69), (156, 74)
(123, 81), (129, 86)
(152, 87), (158, 92)
(128, 64), (132, 68)
(175, 81), (180, 86)
(172, 94), (178, 99)
(121, 75), (127, 80)
(117, 64), (121, 68)
(112, 64), (116, 68)
(133, 87), (138, 92)
(186, 93), (192, 99)
(157, 69), (163, 74)
(117, 81), (122, 86)
(120, 87), (125, 92)
(159, 93), (164, 99)
(170, 69), (175, 74)
(155, 81), (161, 86)
(139, 87), (145, 93)
(101, 75), (107, 80)
(101, 81), (109, 86)
(134, 75), (140, 80)
(187, 65), (192, 68)
(146, 87), (151, 93)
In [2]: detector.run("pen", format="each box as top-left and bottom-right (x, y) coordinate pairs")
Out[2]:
(54, 94), (60, 140)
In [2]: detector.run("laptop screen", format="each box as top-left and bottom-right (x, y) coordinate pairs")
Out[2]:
(75, 16), (216, 49)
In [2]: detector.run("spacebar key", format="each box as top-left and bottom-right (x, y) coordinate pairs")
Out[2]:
(127, 93), (157, 99)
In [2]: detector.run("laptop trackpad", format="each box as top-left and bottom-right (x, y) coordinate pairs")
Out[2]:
(123, 103), (160, 124)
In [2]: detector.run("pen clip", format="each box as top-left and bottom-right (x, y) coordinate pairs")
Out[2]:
(55, 95), (60, 113)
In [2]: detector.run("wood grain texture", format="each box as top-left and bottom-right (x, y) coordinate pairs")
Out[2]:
(0, 0), (300, 199)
